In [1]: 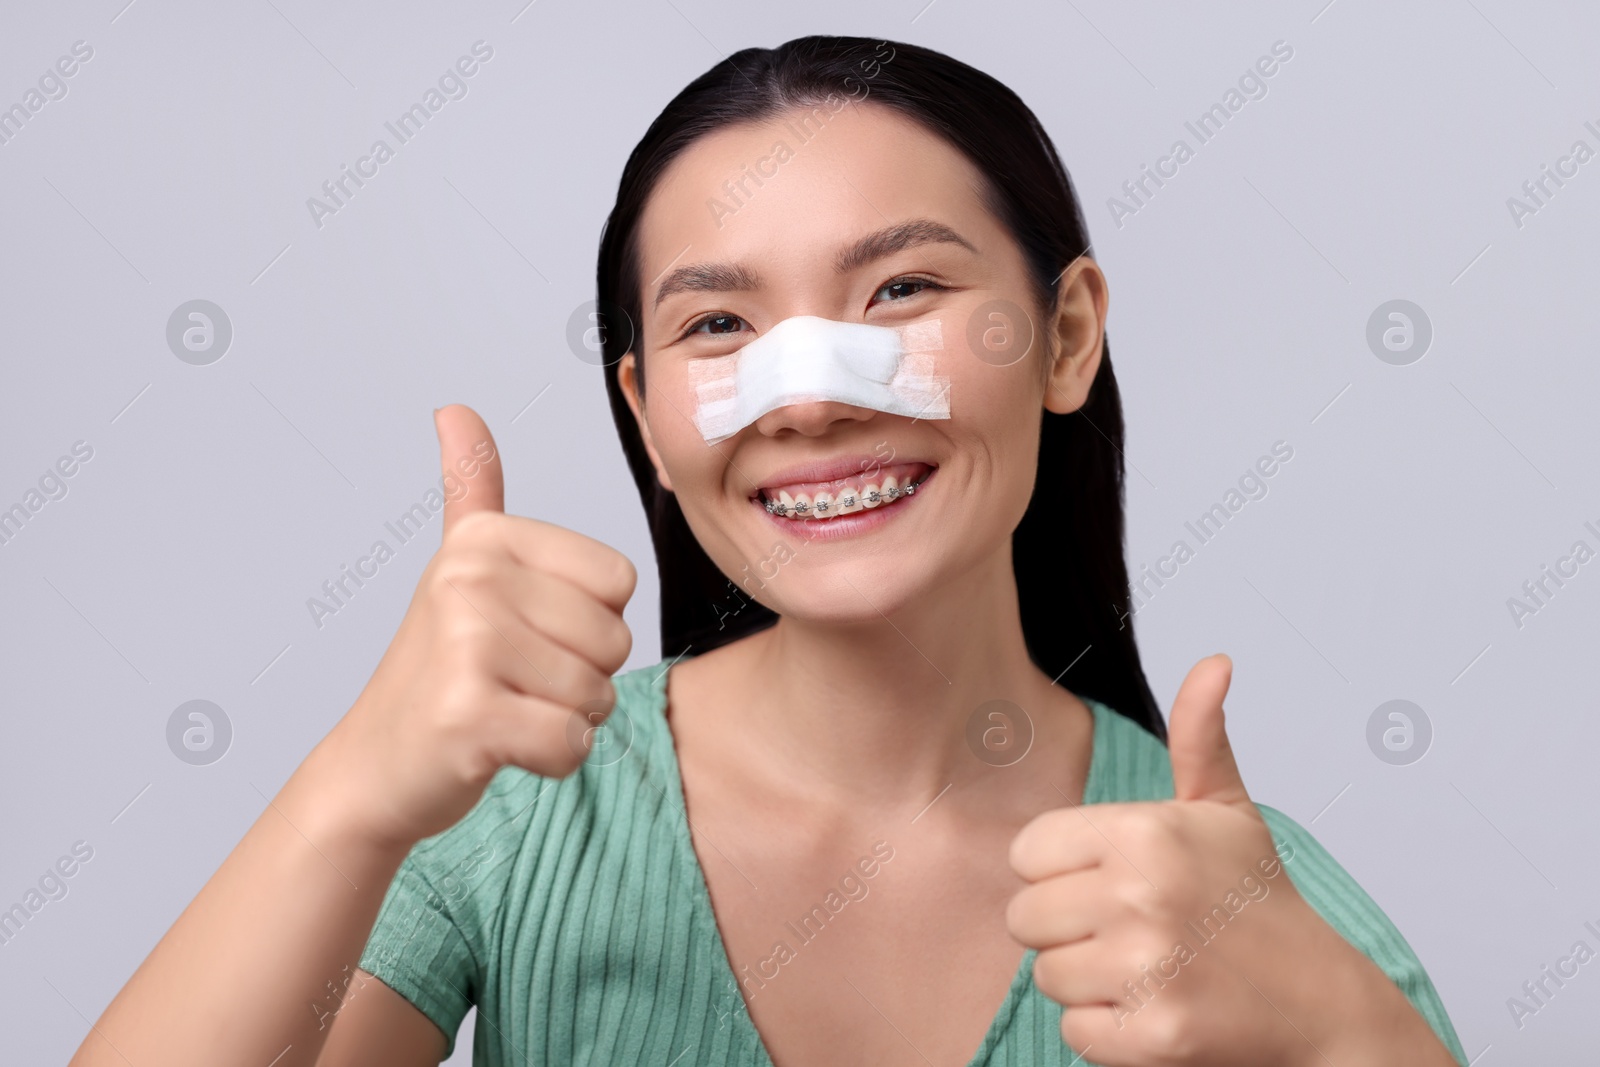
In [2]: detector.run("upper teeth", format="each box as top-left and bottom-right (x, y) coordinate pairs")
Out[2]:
(762, 473), (924, 519)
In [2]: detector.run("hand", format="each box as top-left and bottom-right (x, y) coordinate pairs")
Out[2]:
(1005, 655), (1332, 1067)
(313, 404), (637, 851)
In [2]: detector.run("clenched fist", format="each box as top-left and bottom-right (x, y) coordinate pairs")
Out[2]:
(317, 404), (637, 851)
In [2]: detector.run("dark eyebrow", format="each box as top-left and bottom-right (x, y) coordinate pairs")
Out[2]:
(651, 218), (977, 311)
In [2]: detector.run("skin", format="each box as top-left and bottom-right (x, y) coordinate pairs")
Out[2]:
(69, 96), (1458, 1067)
(615, 98), (1105, 1065)
(70, 411), (636, 1067)
(615, 100), (1459, 1066)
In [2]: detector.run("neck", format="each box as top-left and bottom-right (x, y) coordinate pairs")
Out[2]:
(683, 545), (1083, 812)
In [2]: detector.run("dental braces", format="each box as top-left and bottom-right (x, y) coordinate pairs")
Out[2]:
(762, 478), (923, 517)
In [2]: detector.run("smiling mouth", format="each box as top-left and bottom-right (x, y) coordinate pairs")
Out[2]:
(754, 461), (935, 522)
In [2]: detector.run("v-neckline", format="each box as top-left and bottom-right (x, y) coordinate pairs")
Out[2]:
(646, 655), (1108, 1067)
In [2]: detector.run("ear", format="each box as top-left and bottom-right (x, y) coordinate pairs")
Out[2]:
(617, 351), (674, 492)
(1042, 256), (1109, 416)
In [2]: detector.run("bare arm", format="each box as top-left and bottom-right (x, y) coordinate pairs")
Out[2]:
(69, 405), (634, 1067)
(68, 736), (432, 1067)
(317, 968), (450, 1067)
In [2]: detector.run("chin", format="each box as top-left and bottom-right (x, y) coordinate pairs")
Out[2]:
(760, 567), (931, 627)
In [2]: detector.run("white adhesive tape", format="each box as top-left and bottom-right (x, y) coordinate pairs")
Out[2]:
(687, 315), (950, 444)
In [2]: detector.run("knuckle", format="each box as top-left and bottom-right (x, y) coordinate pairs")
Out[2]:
(434, 678), (493, 738)
(545, 651), (587, 700)
(606, 550), (638, 603)
(568, 701), (608, 745)
(447, 508), (500, 544)
(548, 747), (588, 778)
(536, 754), (579, 780)
(1060, 1013), (1090, 1055)
(532, 711), (589, 775)
(579, 671), (616, 722)
(1039, 806), (1079, 841)
(424, 564), (456, 599)
(440, 609), (492, 654)
(1142, 1005), (1195, 1057)
(1006, 883), (1057, 943)
(1007, 833), (1034, 877)
(607, 616), (634, 668)
(1128, 930), (1174, 971)
(563, 679), (615, 740)
(1122, 876), (1169, 920)
(1117, 808), (1178, 854)
(438, 694), (492, 758)
(1008, 812), (1049, 868)
(1011, 809), (1073, 874)
(1149, 802), (1185, 833)
(1031, 948), (1068, 997)
(547, 653), (609, 713)
(594, 673), (618, 714)
(1003, 888), (1031, 935)
(449, 735), (500, 788)
(428, 567), (488, 613)
(434, 549), (498, 589)
(520, 564), (551, 600)
(491, 701), (579, 780)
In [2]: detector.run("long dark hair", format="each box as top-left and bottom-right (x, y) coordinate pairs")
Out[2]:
(595, 35), (1166, 741)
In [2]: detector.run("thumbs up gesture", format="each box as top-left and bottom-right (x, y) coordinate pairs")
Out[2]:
(314, 405), (637, 851)
(1005, 655), (1342, 1066)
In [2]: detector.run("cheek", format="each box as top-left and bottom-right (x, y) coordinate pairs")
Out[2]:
(940, 302), (1047, 414)
(644, 366), (718, 484)
(644, 373), (765, 568)
(945, 354), (1043, 454)
(957, 365), (1037, 420)
(944, 361), (1045, 526)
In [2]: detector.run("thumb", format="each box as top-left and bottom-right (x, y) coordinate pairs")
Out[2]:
(434, 403), (504, 536)
(1167, 653), (1252, 808)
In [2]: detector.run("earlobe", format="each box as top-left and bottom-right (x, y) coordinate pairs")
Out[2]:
(1041, 258), (1109, 416)
(1042, 342), (1101, 415)
(618, 352), (675, 492)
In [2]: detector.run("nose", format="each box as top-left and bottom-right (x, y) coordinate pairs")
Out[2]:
(751, 399), (877, 438)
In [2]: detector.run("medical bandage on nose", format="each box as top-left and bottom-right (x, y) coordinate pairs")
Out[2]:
(686, 315), (950, 445)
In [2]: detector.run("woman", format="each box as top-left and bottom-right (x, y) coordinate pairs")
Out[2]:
(73, 36), (1467, 1067)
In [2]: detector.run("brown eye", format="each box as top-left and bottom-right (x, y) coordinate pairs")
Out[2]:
(875, 276), (942, 303)
(684, 313), (750, 339)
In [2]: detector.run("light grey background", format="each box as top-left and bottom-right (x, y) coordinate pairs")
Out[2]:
(2, 0), (1595, 1061)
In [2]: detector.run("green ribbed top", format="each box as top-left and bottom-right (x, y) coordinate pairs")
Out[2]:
(358, 658), (1467, 1065)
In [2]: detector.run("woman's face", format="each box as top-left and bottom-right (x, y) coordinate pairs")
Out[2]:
(619, 99), (1105, 623)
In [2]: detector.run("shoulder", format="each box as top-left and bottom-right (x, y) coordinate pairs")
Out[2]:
(1252, 804), (1468, 1064)
(1079, 696), (1174, 803)
(1250, 804), (1444, 1001)
(357, 659), (681, 1055)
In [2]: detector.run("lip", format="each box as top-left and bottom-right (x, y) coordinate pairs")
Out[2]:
(747, 454), (938, 498)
